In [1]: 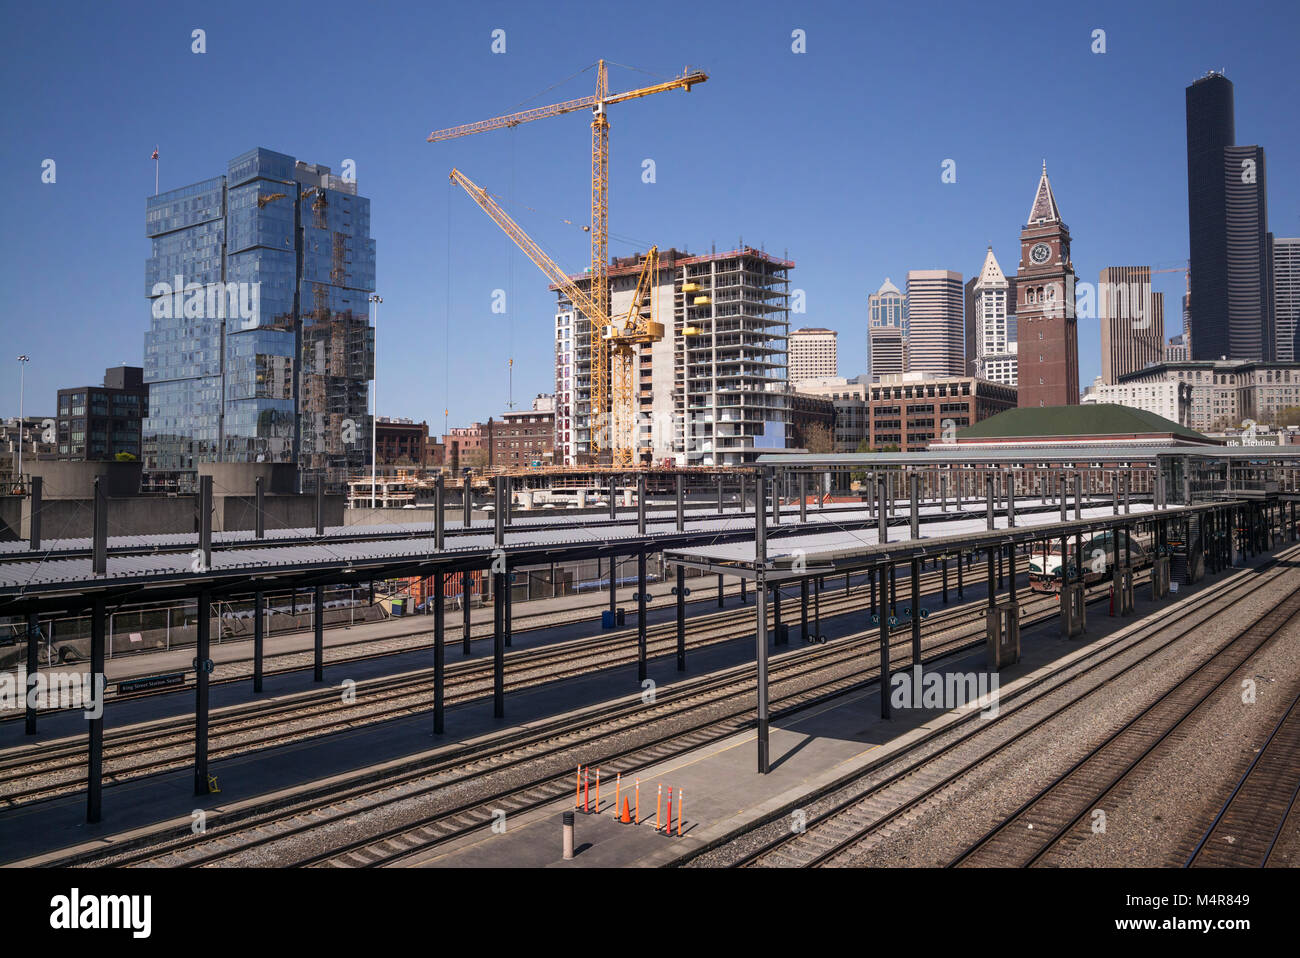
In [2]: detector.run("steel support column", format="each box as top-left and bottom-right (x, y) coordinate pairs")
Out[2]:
(434, 572), (445, 734)
(637, 551), (648, 683)
(193, 589), (210, 798)
(879, 566), (891, 720)
(462, 569), (473, 655)
(493, 568), (505, 718)
(87, 596), (106, 822)
(253, 590), (265, 693)
(313, 584), (324, 682)
(676, 565), (686, 671)
(25, 613), (39, 735)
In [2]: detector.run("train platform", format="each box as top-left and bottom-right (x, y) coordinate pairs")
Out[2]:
(409, 552), (1279, 868)
(4, 545), (1266, 868)
(0, 560), (990, 865)
(0, 562), (916, 741)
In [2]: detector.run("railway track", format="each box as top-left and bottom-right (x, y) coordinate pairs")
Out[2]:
(1, 562), (971, 720)
(675, 545), (1297, 868)
(0, 562), (1005, 807)
(38, 565), (1106, 867)
(950, 584), (1300, 867)
(1183, 687), (1300, 868)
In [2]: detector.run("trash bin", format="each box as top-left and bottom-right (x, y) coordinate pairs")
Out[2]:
(616, 608), (626, 627)
(391, 599), (405, 617)
(601, 609), (615, 630)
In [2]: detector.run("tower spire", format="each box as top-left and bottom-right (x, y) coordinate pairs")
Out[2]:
(1027, 161), (1061, 225)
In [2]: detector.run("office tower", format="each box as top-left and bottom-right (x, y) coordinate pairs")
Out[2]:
(972, 247), (1017, 386)
(867, 325), (905, 382)
(788, 327), (838, 384)
(1099, 266), (1166, 383)
(1185, 72), (1274, 360)
(1275, 238), (1300, 362)
(143, 148), (375, 492)
(1015, 162), (1079, 407)
(905, 270), (965, 377)
(868, 277), (907, 381)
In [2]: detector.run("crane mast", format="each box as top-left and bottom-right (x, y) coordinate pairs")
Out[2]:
(428, 60), (706, 463)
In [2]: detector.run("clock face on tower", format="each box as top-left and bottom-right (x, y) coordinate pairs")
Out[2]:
(1030, 242), (1052, 266)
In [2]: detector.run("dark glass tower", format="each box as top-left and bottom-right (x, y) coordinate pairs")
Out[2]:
(1185, 73), (1273, 360)
(143, 148), (376, 492)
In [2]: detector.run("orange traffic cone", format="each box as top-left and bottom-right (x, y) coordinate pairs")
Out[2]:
(620, 797), (632, 824)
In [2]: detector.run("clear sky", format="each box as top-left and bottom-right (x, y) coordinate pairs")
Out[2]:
(2, 0), (1297, 431)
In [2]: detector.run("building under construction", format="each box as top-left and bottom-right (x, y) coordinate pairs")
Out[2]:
(554, 246), (792, 467)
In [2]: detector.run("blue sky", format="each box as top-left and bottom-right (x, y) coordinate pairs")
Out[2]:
(2, 0), (1298, 431)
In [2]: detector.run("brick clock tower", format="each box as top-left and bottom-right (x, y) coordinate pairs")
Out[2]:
(1016, 162), (1079, 407)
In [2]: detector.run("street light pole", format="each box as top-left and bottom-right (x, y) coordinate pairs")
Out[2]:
(16, 355), (29, 488)
(369, 295), (382, 509)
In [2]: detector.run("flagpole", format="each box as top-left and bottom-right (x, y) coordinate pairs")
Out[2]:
(153, 145), (159, 195)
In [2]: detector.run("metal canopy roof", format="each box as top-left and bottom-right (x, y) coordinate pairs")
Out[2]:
(756, 446), (1300, 467)
(664, 501), (1223, 582)
(0, 496), (1111, 609)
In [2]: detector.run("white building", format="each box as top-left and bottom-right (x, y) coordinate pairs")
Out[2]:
(788, 327), (838, 385)
(1080, 379), (1193, 427)
(972, 246), (1018, 386)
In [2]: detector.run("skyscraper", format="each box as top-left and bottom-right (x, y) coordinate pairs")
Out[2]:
(1185, 72), (1274, 360)
(868, 277), (907, 381)
(971, 247), (1017, 386)
(1015, 163), (1079, 407)
(1275, 238), (1300, 363)
(787, 328), (838, 384)
(904, 270), (964, 377)
(1099, 266), (1165, 383)
(144, 148), (376, 491)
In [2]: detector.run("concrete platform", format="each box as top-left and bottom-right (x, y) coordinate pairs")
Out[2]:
(0, 561), (981, 864)
(409, 551), (1279, 868)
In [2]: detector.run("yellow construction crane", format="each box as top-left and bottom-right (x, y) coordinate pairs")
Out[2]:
(448, 169), (661, 466)
(428, 60), (707, 462)
(608, 247), (662, 466)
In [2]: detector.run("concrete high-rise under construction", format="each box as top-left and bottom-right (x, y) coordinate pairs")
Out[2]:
(554, 246), (792, 467)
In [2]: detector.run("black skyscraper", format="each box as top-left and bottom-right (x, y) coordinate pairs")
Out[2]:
(1185, 72), (1273, 361)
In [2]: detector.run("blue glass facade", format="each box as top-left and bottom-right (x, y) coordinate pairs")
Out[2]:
(143, 148), (376, 490)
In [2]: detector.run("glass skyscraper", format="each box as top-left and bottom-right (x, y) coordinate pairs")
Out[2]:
(1185, 73), (1273, 361)
(143, 148), (376, 491)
